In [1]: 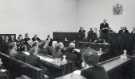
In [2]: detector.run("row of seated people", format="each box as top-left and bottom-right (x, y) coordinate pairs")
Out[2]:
(0, 28), (133, 77)
(0, 34), (51, 78)
(0, 32), (134, 79)
(2, 34), (82, 78)
(1, 38), (134, 79)
(0, 33), (80, 62)
(5, 40), (110, 79)
(0, 31), (131, 61)
(0, 33), (42, 53)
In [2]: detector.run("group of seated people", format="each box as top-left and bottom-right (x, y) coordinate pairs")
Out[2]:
(0, 19), (135, 79)
(0, 33), (84, 78)
(78, 19), (135, 55)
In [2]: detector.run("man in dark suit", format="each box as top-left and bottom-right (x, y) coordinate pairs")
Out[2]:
(100, 19), (110, 42)
(16, 34), (25, 51)
(87, 28), (97, 42)
(78, 27), (86, 41)
(100, 19), (109, 30)
(81, 48), (109, 79)
(118, 27), (131, 53)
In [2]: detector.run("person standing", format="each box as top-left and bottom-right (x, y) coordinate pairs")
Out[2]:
(87, 28), (97, 42)
(100, 19), (110, 42)
(78, 27), (86, 41)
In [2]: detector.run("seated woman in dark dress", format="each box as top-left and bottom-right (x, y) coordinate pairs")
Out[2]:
(81, 49), (109, 79)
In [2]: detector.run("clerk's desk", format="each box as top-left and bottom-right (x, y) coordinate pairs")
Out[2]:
(78, 42), (110, 49)
(16, 51), (67, 78)
(55, 56), (130, 79)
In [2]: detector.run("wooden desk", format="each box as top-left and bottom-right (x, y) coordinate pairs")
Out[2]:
(78, 42), (110, 49)
(55, 56), (130, 79)
(102, 56), (129, 71)
(0, 52), (44, 79)
(37, 54), (67, 77)
(37, 54), (66, 69)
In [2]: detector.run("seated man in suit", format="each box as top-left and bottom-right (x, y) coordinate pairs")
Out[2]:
(24, 33), (30, 42)
(16, 34), (25, 51)
(87, 28), (97, 42)
(52, 42), (64, 58)
(80, 48), (109, 79)
(8, 42), (26, 61)
(23, 33), (31, 50)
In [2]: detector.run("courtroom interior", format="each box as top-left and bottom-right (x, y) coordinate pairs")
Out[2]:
(0, 0), (135, 79)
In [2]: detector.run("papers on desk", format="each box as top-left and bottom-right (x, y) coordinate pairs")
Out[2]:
(37, 55), (54, 63)
(23, 52), (30, 56)
(0, 69), (7, 72)
(37, 54), (67, 66)
(73, 49), (80, 52)
(56, 72), (86, 79)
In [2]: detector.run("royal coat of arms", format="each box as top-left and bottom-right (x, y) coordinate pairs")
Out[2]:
(113, 3), (123, 15)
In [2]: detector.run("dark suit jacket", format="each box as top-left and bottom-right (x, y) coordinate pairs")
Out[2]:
(100, 23), (109, 30)
(87, 31), (97, 42)
(81, 65), (109, 79)
(78, 30), (86, 40)
(118, 30), (131, 52)
(32, 37), (41, 42)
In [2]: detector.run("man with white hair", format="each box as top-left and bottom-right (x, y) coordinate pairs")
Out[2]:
(51, 42), (64, 58)
(59, 42), (64, 49)
(52, 41), (58, 48)
(69, 42), (75, 48)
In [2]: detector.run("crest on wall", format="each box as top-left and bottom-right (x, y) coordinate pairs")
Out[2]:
(113, 3), (123, 15)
